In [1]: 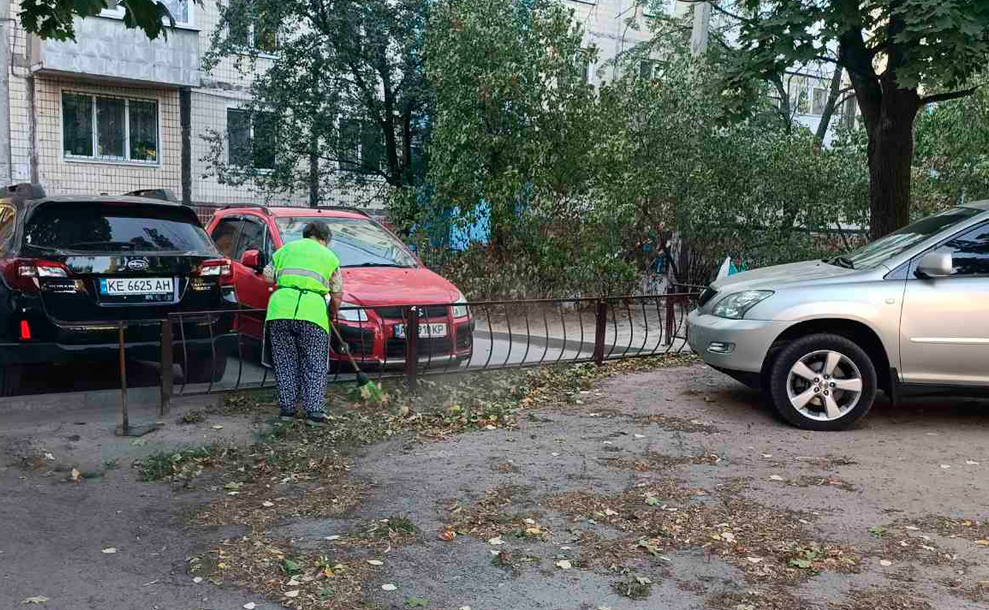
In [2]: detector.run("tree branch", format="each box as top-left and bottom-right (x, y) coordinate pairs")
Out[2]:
(920, 86), (982, 105)
(677, 0), (754, 25)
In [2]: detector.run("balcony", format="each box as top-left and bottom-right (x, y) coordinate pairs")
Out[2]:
(29, 15), (200, 89)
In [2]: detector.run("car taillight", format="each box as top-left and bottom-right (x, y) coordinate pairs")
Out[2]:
(1, 258), (70, 292)
(198, 259), (234, 285)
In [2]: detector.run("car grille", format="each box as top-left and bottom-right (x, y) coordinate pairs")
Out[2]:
(336, 325), (375, 356)
(386, 337), (454, 359)
(697, 286), (718, 307)
(376, 305), (449, 319)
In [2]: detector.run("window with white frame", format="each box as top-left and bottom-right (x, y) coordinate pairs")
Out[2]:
(62, 92), (159, 163)
(227, 108), (276, 170)
(230, 7), (280, 55)
(812, 87), (829, 115)
(101, 0), (193, 27)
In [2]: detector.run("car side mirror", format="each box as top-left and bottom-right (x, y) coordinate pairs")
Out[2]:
(240, 249), (263, 272)
(916, 252), (953, 279)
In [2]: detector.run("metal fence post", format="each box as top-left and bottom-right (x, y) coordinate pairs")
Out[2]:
(664, 291), (675, 346)
(118, 322), (129, 433)
(160, 318), (173, 417)
(405, 305), (420, 389)
(593, 300), (608, 365)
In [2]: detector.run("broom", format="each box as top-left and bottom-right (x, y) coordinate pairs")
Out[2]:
(330, 323), (384, 400)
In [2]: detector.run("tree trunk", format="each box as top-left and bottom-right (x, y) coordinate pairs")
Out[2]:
(308, 147), (319, 208)
(815, 66), (844, 144)
(865, 88), (919, 239)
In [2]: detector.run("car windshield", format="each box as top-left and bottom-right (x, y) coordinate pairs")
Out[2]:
(840, 207), (983, 270)
(23, 202), (216, 254)
(276, 217), (417, 268)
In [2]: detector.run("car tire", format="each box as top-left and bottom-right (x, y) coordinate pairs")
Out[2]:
(181, 348), (229, 385)
(768, 333), (877, 431)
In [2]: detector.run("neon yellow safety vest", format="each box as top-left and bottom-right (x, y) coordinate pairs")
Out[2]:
(266, 238), (341, 333)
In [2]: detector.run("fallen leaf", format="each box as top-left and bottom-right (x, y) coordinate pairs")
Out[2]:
(367, 560), (384, 566)
(224, 482), (242, 490)
(21, 597), (49, 605)
(487, 536), (504, 546)
(555, 560), (572, 570)
(101, 547), (117, 554)
(769, 475), (784, 481)
(604, 509), (618, 516)
(244, 604), (257, 610)
(382, 584), (397, 591)
(284, 590), (300, 598)
(975, 539), (989, 546)
(438, 529), (456, 541)
(722, 532), (736, 543)
(789, 558), (813, 569)
(880, 560), (893, 567)
(645, 495), (660, 506)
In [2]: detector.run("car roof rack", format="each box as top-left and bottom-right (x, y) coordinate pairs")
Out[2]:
(222, 202), (271, 214)
(3, 183), (46, 202)
(123, 188), (179, 202)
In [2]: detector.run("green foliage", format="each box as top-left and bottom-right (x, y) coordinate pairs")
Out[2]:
(913, 84), (989, 215)
(202, 0), (430, 205)
(426, 0), (598, 244)
(19, 0), (199, 41)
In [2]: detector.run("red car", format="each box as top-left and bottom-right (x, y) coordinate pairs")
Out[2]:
(205, 204), (472, 368)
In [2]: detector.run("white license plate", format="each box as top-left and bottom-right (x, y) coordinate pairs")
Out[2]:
(394, 323), (447, 339)
(100, 277), (174, 295)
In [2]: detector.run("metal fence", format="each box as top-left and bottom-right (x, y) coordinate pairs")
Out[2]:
(158, 292), (699, 410)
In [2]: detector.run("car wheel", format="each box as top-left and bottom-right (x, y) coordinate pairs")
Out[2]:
(768, 333), (877, 431)
(181, 348), (229, 385)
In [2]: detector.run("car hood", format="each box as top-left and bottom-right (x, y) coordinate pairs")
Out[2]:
(341, 267), (462, 306)
(712, 259), (858, 293)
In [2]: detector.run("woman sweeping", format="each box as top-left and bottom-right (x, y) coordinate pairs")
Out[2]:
(265, 222), (343, 426)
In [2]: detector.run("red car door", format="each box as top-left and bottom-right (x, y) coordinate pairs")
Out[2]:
(228, 215), (273, 339)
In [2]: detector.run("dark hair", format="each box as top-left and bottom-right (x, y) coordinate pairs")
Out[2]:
(303, 222), (332, 242)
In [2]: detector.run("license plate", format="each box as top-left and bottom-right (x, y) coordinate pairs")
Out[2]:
(394, 323), (447, 339)
(100, 277), (174, 296)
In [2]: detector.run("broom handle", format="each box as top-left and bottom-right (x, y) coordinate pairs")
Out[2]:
(330, 323), (368, 375)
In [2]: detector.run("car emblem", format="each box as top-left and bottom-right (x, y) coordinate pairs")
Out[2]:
(127, 258), (150, 271)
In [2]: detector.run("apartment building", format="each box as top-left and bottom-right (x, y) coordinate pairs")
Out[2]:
(0, 0), (309, 209)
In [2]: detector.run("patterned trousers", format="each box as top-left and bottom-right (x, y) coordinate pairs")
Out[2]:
(268, 319), (329, 415)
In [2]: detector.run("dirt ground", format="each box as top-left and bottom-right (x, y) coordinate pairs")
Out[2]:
(2, 362), (989, 610)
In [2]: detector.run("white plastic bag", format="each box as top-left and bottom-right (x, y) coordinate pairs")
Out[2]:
(716, 256), (732, 281)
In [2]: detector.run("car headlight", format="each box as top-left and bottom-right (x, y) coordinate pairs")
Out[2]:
(452, 291), (469, 318)
(712, 290), (774, 320)
(337, 301), (368, 322)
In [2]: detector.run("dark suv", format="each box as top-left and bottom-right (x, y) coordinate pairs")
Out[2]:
(0, 184), (237, 395)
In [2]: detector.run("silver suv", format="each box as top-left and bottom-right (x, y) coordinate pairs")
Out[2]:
(687, 202), (989, 430)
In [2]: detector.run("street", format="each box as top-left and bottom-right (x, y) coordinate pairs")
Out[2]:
(2, 362), (987, 609)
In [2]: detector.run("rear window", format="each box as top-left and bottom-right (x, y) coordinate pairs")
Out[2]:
(23, 201), (217, 254)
